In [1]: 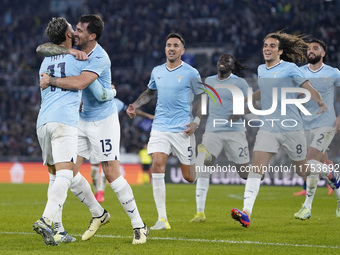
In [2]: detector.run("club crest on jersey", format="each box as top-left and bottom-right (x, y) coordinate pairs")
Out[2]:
(177, 75), (184, 82)
(272, 72), (279, 78)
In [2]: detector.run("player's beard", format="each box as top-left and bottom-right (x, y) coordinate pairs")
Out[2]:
(71, 35), (76, 47)
(307, 54), (322, 64)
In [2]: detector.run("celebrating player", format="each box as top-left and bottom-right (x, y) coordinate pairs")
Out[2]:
(190, 53), (250, 222)
(294, 38), (340, 220)
(33, 17), (114, 245)
(230, 31), (339, 228)
(127, 33), (204, 230)
(38, 14), (148, 244)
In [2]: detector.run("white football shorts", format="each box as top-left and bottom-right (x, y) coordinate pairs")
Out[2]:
(202, 131), (249, 164)
(77, 112), (120, 162)
(253, 130), (307, 161)
(37, 122), (78, 166)
(147, 130), (196, 165)
(305, 126), (335, 153)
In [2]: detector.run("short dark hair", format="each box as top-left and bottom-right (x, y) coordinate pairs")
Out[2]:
(309, 38), (328, 62)
(45, 17), (69, 45)
(78, 14), (104, 41)
(166, 33), (185, 47)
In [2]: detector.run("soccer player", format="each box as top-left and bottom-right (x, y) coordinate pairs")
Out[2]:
(190, 54), (250, 222)
(294, 38), (340, 220)
(127, 33), (204, 230)
(230, 31), (340, 228)
(39, 14), (148, 244)
(91, 98), (154, 202)
(33, 17), (114, 246)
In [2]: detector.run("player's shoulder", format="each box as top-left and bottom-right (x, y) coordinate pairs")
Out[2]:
(181, 61), (200, 79)
(323, 63), (340, 73)
(230, 73), (249, 87)
(299, 64), (309, 70)
(182, 61), (199, 72)
(90, 43), (110, 61)
(206, 74), (217, 80)
(153, 63), (167, 71)
(279, 60), (298, 69)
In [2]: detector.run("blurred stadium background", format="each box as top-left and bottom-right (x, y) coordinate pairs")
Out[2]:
(1, 0), (340, 184)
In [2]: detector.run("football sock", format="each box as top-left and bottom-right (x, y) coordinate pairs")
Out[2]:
(42, 169), (73, 225)
(47, 173), (55, 198)
(243, 172), (262, 217)
(70, 172), (104, 217)
(303, 175), (319, 210)
(110, 175), (144, 228)
(334, 188), (340, 200)
(152, 173), (167, 221)
(307, 160), (330, 176)
(53, 206), (65, 233)
(196, 177), (210, 213)
(48, 173), (64, 232)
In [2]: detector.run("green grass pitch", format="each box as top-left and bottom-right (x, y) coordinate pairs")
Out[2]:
(0, 183), (339, 254)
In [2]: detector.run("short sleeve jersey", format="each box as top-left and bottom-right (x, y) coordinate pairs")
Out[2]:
(37, 54), (86, 128)
(257, 60), (307, 132)
(300, 64), (340, 130)
(147, 61), (203, 132)
(80, 43), (116, 121)
(204, 74), (250, 132)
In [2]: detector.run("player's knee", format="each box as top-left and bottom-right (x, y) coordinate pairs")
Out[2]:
(151, 163), (165, 173)
(184, 175), (195, 183)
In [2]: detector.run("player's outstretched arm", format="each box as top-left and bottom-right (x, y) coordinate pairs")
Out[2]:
(36, 42), (88, 60)
(126, 88), (156, 119)
(135, 109), (154, 120)
(301, 80), (327, 113)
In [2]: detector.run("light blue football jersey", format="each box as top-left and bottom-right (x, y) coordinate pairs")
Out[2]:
(115, 98), (126, 113)
(257, 60), (307, 132)
(80, 43), (116, 121)
(147, 61), (203, 132)
(300, 64), (340, 130)
(205, 74), (249, 132)
(37, 54), (86, 128)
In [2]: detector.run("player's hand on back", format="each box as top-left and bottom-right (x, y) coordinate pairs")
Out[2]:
(69, 48), (89, 60)
(40, 73), (50, 90)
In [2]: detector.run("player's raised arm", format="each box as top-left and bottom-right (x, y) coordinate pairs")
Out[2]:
(36, 42), (88, 60)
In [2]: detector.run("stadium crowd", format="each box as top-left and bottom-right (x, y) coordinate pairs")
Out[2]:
(1, 0), (340, 162)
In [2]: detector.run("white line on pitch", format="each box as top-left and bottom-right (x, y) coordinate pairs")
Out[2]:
(0, 231), (339, 249)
